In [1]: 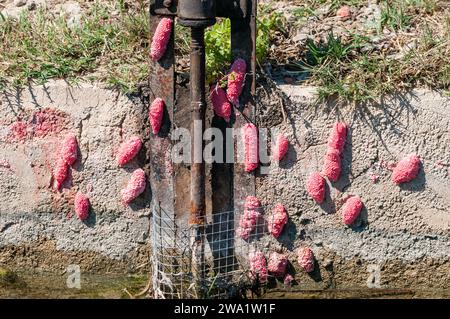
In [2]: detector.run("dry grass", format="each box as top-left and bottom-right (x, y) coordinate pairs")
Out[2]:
(0, 0), (282, 92)
(267, 0), (450, 102)
(1, 0), (448, 101)
(0, 1), (149, 93)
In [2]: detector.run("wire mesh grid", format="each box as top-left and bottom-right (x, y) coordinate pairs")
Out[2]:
(151, 202), (277, 299)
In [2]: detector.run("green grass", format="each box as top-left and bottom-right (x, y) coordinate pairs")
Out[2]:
(404, 0), (439, 14)
(379, 1), (412, 31)
(257, 6), (284, 63)
(292, 7), (318, 20)
(305, 33), (362, 65)
(1, 0), (447, 101)
(291, 0), (365, 19)
(303, 0), (364, 10)
(378, 0), (442, 32)
(0, 1), (149, 93)
(297, 29), (449, 102)
(281, 0), (449, 102)
(0, 1), (281, 92)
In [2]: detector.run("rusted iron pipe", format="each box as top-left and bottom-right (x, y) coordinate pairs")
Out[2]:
(177, 0), (215, 226)
(189, 26), (207, 226)
(177, 0), (217, 298)
(188, 26), (209, 298)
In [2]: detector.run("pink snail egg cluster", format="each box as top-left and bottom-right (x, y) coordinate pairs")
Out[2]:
(74, 191), (90, 221)
(306, 172), (326, 203)
(53, 158), (69, 190)
(149, 98), (165, 135)
(150, 18), (173, 61)
(283, 274), (294, 285)
(61, 133), (78, 166)
(297, 247), (315, 273)
(268, 203), (288, 238)
(237, 196), (261, 240)
(210, 85), (232, 123)
(249, 250), (268, 283)
(392, 154), (421, 184)
(242, 123), (259, 173)
(227, 58), (247, 105)
(342, 195), (363, 226)
(121, 169), (146, 204)
(272, 134), (289, 162)
(322, 122), (347, 182)
(237, 209), (260, 240)
(53, 133), (78, 190)
(267, 252), (288, 277)
(327, 122), (347, 153)
(322, 148), (342, 182)
(117, 136), (142, 166)
(244, 196), (261, 211)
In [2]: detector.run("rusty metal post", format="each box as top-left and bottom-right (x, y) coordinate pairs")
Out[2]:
(150, 0), (257, 298)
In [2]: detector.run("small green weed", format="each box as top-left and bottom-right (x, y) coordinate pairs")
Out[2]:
(205, 19), (232, 84)
(380, 1), (411, 31)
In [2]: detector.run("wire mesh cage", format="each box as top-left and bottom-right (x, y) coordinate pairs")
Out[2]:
(151, 201), (280, 299)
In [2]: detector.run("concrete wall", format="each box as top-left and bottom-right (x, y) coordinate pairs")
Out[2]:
(0, 81), (151, 273)
(0, 80), (449, 294)
(256, 83), (449, 293)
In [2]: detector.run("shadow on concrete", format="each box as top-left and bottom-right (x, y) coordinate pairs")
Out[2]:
(279, 142), (298, 170)
(319, 181), (337, 214)
(1, 86), (24, 118)
(354, 91), (419, 155)
(83, 208), (97, 228)
(333, 125), (352, 192)
(277, 218), (298, 251)
(26, 83), (42, 109)
(350, 205), (370, 232)
(73, 144), (83, 173)
(399, 163), (426, 192)
(308, 259), (323, 282)
(127, 177), (153, 213)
